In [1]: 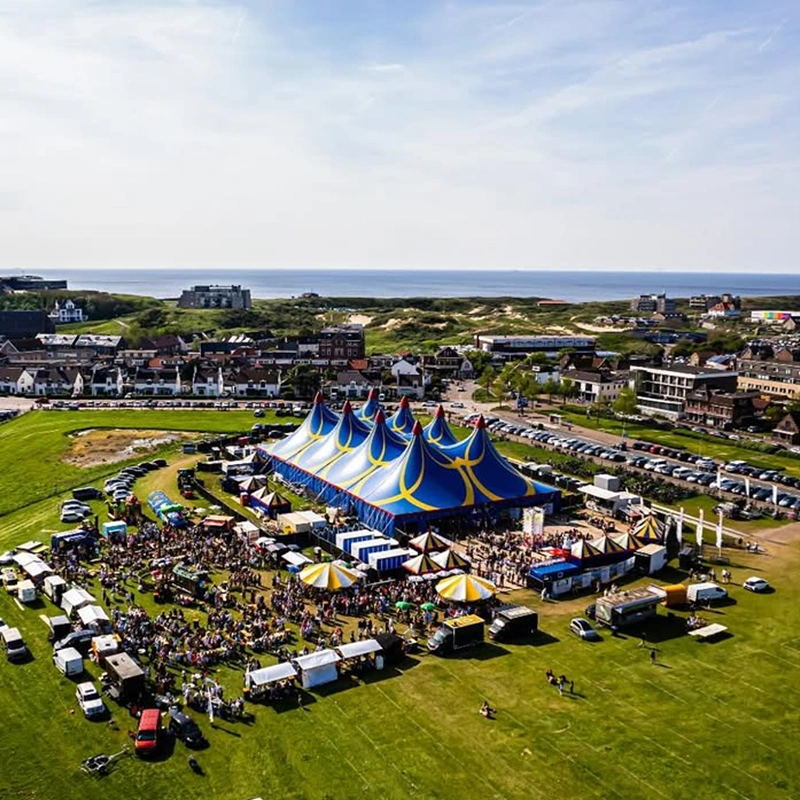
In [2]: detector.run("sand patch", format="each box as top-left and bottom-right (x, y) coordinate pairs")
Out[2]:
(347, 313), (373, 326)
(65, 429), (195, 468)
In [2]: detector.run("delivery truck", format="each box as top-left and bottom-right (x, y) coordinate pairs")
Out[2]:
(427, 615), (485, 655)
(53, 646), (84, 677)
(595, 587), (661, 629)
(488, 605), (538, 642)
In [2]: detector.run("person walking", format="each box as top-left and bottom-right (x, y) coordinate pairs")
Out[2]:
(649, 648), (657, 666)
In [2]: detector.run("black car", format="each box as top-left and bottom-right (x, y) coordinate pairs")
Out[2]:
(53, 629), (95, 653)
(152, 458), (167, 468)
(168, 709), (206, 748)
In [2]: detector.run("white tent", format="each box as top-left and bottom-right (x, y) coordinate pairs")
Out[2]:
(293, 650), (341, 689)
(12, 551), (40, 568)
(23, 560), (52, 581)
(336, 639), (383, 660)
(246, 662), (298, 688)
(281, 550), (313, 568)
(61, 587), (96, 617)
(77, 605), (110, 627)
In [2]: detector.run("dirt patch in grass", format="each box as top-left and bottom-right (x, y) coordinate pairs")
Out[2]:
(64, 429), (195, 468)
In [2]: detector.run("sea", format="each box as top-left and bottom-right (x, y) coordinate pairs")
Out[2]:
(30, 268), (800, 303)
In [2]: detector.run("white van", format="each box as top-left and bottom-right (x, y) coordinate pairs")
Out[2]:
(53, 646), (84, 677)
(16, 579), (36, 604)
(686, 582), (728, 605)
(2, 627), (28, 662)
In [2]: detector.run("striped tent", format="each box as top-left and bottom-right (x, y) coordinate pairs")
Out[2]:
(570, 539), (602, 562)
(591, 535), (628, 555)
(402, 552), (441, 575)
(611, 532), (637, 551)
(632, 514), (666, 544)
(298, 562), (358, 591)
(431, 549), (471, 571)
(436, 574), (497, 603)
(408, 530), (452, 554)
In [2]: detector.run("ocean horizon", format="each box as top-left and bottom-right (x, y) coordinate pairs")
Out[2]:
(26, 268), (800, 303)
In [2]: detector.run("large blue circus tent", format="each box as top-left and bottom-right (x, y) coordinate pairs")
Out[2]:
(386, 395), (416, 437)
(260, 399), (560, 535)
(268, 392), (339, 462)
(423, 405), (458, 447)
(354, 388), (382, 422)
(294, 401), (371, 476)
(324, 409), (407, 492)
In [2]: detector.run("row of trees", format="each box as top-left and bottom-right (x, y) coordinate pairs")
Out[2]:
(477, 361), (579, 407)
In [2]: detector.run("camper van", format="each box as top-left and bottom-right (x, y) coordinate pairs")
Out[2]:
(53, 646), (84, 677)
(2, 627), (28, 662)
(134, 708), (162, 757)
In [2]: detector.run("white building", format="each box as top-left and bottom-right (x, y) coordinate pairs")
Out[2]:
(49, 299), (87, 324)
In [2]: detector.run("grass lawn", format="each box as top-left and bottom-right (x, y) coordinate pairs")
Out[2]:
(1, 538), (798, 800)
(0, 409), (280, 517)
(3, 409), (800, 799)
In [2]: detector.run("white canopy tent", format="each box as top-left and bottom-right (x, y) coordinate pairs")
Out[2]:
(246, 662), (298, 688)
(293, 650), (341, 689)
(281, 550), (313, 568)
(336, 639), (383, 660)
(77, 604), (110, 627)
(61, 587), (96, 617)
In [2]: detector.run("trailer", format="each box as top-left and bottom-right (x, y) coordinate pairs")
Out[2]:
(336, 530), (377, 555)
(43, 575), (68, 604)
(351, 537), (397, 564)
(595, 587), (661, 629)
(635, 544), (668, 575)
(368, 547), (412, 573)
(488, 606), (538, 642)
(102, 652), (146, 704)
(16, 579), (37, 604)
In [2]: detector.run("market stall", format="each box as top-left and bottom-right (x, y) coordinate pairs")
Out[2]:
(293, 650), (341, 689)
(245, 662), (298, 701)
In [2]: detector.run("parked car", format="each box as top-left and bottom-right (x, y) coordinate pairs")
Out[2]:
(168, 708), (206, 748)
(76, 681), (106, 718)
(569, 618), (600, 641)
(743, 577), (770, 593)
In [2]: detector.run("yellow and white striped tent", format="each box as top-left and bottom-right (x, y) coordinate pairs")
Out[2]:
(431, 549), (471, 571)
(299, 562), (358, 591)
(436, 574), (496, 603)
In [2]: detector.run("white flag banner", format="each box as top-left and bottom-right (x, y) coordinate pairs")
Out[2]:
(717, 467), (722, 487)
(745, 477), (750, 497)
(533, 507), (545, 537)
(773, 484), (778, 505)
(696, 508), (704, 547)
(716, 509), (723, 550)
(676, 508), (684, 545)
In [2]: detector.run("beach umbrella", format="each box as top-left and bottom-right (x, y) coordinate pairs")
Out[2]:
(431, 549), (471, 571)
(436, 574), (497, 603)
(420, 602), (437, 611)
(395, 601), (411, 610)
(298, 562), (358, 591)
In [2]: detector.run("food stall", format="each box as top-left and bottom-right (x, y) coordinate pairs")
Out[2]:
(292, 650), (341, 689)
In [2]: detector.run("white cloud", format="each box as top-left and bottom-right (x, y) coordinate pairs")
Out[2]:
(0, 0), (797, 272)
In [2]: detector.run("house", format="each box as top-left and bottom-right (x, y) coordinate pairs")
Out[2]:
(419, 347), (475, 380)
(49, 299), (87, 324)
(565, 370), (628, 405)
(0, 367), (35, 395)
(318, 325), (365, 361)
(773, 411), (800, 446)
(178, 285), (252, 309)
(74, 335), (125, 356)
(90, 366), (123, 397)
(31, 368), (84, 396)
(629, 364), (738, 419)
(142, 334), (188, 356)
(192, 366), (225, 397)
(390, 358), (425, 399)
(228, 369), (281, 397)
(683, 387), (759, 429)
(132, 368), (182, 396)
(629, 294), (675, 314)
(331, 370), (371, 400)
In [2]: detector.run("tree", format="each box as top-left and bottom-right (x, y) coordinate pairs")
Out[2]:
(558, 378), (577, 407)
(542, 377), (559, 403)
(613, 387), (638, 416)
(478, 366), (496, 398)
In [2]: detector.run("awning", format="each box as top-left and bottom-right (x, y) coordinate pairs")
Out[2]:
(336, 639), (383, 660)
(281, 551), (313, 567)
(293, 649), (341, 670)
(77, 604), (110, 625)
(247, 662), (298, 686)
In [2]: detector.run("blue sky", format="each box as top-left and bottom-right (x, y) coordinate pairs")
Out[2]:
(0, 0), (797, 271)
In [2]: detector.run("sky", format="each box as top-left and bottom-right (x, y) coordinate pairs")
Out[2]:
(1, 0), (798, 272)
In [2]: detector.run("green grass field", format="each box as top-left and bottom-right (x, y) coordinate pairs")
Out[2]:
(2, 409), (800, 799)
